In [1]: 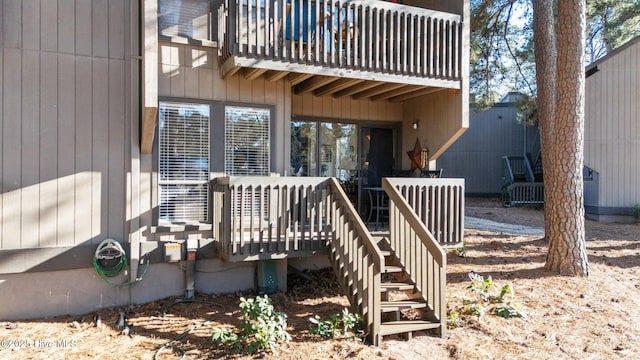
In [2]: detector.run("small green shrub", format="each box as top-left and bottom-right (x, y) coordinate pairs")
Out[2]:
(309, 308), (362, 340)
(453, 242), (468, 257)
(496, 304), (527, 319)
(211, 327), (238, 346)
(448, 273), (526, 326)
(447, 311), (463, 327)
(467, 272), (496, 302)
(211, 295), (291, 354)
(463, 301), (485, 319)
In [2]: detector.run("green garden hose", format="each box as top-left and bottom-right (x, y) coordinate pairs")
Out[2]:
(93, 239), (149, 289)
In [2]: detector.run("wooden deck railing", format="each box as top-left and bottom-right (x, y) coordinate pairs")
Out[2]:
(213, 176), (467, 343)
(326, 178), (383, 345)
(389, 177), (464, 246)
(501, 156), (544, 206)
(213, 176), (383, 343)
(218, 0), (463, 81)
(382, 178), (447, 335)
(212, 176), (332, 261)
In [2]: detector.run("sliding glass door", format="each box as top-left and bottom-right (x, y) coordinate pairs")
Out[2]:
(291, 120), (358, 182)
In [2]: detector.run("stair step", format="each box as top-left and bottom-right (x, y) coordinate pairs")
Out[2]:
(380, 250), (392, 257)
(379, 320), (441, 336)
(380, 282), (414, 292)
(383, 266), (403, 274)
(380, 300), (427, 312)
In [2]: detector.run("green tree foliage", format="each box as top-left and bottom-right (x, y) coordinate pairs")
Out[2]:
(587, 0), (640, 62)
(471, 0), (640, 110)
(471, 0), (536, 110)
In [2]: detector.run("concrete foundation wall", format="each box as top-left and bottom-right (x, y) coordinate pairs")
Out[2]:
(0, 255), (329, 321)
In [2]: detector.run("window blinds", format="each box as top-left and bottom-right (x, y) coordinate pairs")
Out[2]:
(224, 106), (270, 176)
(158, 101), (210, 222)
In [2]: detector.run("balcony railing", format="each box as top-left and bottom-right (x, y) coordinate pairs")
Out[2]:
(218, 0), (463, 82)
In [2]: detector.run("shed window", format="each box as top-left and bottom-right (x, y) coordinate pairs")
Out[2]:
(159, 0), (212, 40)
(158, 101), (210, 222)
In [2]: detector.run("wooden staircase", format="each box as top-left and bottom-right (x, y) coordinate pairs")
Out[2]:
(501, 155), (544, 207)
(326, 178), (452, 345)
(212, 176), (462, 343)
(377, 243), (442, 340)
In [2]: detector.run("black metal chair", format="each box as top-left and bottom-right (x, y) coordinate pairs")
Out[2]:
(366, 187), (388, 230)
(420, 169), (443, 178)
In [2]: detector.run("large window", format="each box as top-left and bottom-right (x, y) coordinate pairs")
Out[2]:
(157, 101), (272, 223)
(291, 120), (357, 182)
(225, 106), (271, 176)
(159, 0), (212, 40)
(158, 101), (210, 222)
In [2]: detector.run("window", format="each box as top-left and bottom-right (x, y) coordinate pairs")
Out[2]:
(225, 106), (271, 176)
(158, 101), (210, 222)
(290, 120), (358, 182)
(159, 0), (212, 40)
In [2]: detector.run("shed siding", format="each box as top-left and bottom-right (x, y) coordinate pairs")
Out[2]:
(585, 39), (640, 208)
(0, 1), (134, 259)
(437, 104), (539, 195)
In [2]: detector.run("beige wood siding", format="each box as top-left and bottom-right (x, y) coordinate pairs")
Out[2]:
(585, 39), (640, 208)
(1, 0), (134, 251)
(401, 89), (467, 167)
(158, 41), (292, 173)
(153, 41), (292, 241)
(292, 93), (403, 121)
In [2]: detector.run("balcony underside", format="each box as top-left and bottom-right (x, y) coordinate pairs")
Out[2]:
(218, 0), (464, 101)
(222, 56), (458, 101)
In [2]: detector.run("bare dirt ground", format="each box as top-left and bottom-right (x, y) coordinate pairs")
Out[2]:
(2, 198), (639, 360)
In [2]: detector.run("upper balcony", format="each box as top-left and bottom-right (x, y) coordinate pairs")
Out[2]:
(217, 0), (464, 101)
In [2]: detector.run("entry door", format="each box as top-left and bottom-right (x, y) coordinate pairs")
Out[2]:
(361, 127), (395, 187)
(359, 127), (395, 216)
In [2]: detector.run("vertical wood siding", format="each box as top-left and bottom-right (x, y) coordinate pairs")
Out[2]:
(401, 89), (466, 166)
(1, 0), (133, 250)
(155, 41), (294, 241)
(291, 92), (403, 121)
(437, 104), (539, 195)
(585, 39), (640, 208)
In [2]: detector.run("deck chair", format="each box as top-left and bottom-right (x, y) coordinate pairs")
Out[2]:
(421, 169), (443, 178)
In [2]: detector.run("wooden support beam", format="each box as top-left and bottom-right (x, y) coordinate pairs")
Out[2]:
(388, 87), (446, 102)
(370, 85), (424, 101)
(352, 83), (406, 100)
(242, 67), (268, 80)
(286, 72), (313, 85)
(314, 78), (364, 97)
(220, 57), (242, 79)
(141, 107), (158, 154)
(332, 81), (383, 98)
(265, 70), (289, 82)
(141, 0), (158, 154)
(294, 76), (338, 95)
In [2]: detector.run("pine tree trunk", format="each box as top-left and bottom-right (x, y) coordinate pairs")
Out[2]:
(532, 0), (557, 246)
(545, 0), (589, 276)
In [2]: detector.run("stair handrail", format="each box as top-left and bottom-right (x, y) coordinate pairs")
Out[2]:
(502, 155), (515, 186)
(523, 155), (536, 182)
(382, 178), (447, 336)
(327, 178), (383, 345)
